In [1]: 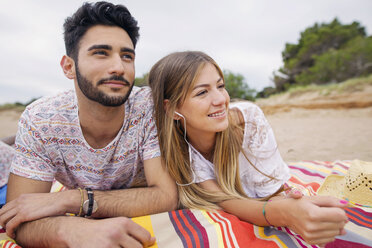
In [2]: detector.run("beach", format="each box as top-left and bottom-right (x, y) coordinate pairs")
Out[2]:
(1, 86), (372, 162)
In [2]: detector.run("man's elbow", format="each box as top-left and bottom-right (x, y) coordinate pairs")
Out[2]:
(161, 187), (179, 211)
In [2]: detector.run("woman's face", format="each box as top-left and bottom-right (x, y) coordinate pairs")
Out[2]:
(176, 63), (230, 139)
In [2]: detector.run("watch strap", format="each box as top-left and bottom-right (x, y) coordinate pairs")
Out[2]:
(86, 188), (94, 217)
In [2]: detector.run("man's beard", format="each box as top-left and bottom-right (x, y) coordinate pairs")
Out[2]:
(75, 64), (134, 107)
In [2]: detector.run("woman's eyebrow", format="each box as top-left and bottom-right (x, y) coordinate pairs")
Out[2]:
(192, 77), (223, 90)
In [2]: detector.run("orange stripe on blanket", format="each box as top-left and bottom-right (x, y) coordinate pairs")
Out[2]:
(347, 213), (372, 228)
(178, 210), (202, 248)
(289, 176), (320, 191)
(347, 208), (372, 223)
(170, 211), (193, 247)
(217, 211), (279, 248)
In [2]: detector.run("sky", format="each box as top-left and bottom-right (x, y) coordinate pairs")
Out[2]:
(0, 0), (371, 104)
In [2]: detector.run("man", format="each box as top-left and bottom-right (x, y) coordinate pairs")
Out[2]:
(0, 2), (177, 247)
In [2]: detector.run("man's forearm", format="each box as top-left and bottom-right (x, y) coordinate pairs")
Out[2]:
(93, 186), (177, 218)
(16, 216), (70, 247)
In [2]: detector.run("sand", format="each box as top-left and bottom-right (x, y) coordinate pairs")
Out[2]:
(1, 87), (372, 162)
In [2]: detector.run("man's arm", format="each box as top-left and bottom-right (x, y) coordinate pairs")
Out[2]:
(92, 156), (178, 217)
(1, 157), (177, 243)
(15, 215), (155, 248)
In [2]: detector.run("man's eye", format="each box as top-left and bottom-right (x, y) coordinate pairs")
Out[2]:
(122, 54), (134, 61)
(93, 50), (107, 56)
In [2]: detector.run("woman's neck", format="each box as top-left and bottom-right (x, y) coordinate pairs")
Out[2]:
(188, 132), (216, 162)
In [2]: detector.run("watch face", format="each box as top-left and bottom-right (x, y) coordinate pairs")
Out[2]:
(83, 200), (98, 215)
(83, 200), (90, 214)
(92, 200), (98, 214)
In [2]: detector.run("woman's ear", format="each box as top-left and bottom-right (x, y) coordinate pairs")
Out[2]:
(60, 55), (76, 79)
(164, 100), (181, 120)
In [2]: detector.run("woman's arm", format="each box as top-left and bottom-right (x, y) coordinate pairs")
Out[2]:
(199, 179), (348, 246)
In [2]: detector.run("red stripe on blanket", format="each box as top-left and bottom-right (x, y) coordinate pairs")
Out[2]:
(346, 208), (372, 223)
(3, 240), (21, 248)
(185, 210), (210, 248)
(301, 160), (334, 168)
(207, 212), (230, 247)
(346, 213), (372, 229)
(218, 211), (279, 248)
(179, 210), (202, 248)
(289, 176), (321, 191)
(325, 239), (372, 248)
(288, 165), (326, 179)
(170, 211), (194, 247)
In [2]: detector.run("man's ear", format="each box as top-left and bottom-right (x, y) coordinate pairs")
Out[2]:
(163, 99), (181, 120)
(60, 55), (76, 79)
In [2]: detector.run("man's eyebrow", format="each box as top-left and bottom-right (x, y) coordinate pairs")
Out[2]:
(88, 44), (112, 51)
(192, 77), (223, 90)
(121, 47), (135, 55)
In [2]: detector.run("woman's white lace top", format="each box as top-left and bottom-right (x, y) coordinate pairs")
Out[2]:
(191, 101), (290, 198)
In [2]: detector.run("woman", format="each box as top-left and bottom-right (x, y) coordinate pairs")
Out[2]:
(148, 51), (349, 246)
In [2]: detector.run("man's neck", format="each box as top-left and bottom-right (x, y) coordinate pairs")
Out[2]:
(76, 92), (125, 149)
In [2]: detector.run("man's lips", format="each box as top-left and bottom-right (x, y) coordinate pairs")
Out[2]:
(102, 80), (129, 87)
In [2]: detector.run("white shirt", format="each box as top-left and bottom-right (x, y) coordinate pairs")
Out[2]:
(191, 101), (290, 198)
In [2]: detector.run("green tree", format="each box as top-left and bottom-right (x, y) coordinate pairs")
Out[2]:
(134, 73), (149, 87)
(224, 70), (256, 101)
(274, 18), (367, 90)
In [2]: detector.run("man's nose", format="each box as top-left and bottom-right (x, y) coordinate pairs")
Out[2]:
(108, 55), (125, 75)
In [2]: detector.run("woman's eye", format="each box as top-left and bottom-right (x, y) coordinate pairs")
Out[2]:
(218, 83), (225, 89)
(196, 90), (207, 96)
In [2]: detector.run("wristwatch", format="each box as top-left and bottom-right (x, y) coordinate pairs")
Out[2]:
(83, 188), (98, 217)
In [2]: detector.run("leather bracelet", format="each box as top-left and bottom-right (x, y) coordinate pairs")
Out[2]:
(86, 188), (94, 217)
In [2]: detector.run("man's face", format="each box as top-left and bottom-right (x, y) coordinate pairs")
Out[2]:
(74, 25), (135, 106)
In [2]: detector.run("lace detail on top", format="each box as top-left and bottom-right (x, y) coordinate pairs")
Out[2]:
(191, 101), (290, 198)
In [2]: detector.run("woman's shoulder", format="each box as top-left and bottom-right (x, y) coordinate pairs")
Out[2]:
(229, 101), (265, 124)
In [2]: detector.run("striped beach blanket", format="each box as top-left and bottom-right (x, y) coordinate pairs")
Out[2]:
(1, 161), (371, 247)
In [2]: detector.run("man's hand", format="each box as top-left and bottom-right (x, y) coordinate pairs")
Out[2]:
(0, 191), (75, 238)
(61, 217), (155, 248)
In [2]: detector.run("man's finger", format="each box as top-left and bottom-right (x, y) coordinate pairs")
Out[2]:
(127, 220), (155, 246)
(6, 215), (24, 240)
(0, 208), (17, 228)
(121, 234), (143, 248)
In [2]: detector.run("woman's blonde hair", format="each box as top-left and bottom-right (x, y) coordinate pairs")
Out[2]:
(149, 51), (276, 210)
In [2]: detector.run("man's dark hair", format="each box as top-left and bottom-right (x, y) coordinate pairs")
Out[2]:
(63, 1), (139, 60)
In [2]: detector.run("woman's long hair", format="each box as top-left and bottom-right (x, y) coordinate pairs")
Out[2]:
(149, 51), (276, 210)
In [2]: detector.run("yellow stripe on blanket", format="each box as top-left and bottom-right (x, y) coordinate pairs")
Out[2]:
(132, 215), (158, 248)
(255, 226), (288, 248)
(201, 210), (225, 248)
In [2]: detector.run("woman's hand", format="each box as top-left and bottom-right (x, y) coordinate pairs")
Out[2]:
(270, 196), (348, 246)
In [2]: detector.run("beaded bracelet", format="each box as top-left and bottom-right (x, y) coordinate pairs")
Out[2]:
(77, 187), (84, 217)
(262, 201), (273, 226)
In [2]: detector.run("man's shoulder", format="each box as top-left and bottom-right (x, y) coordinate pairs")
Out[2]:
(127, 86), (153, 110)
(23, 89), (77, 123)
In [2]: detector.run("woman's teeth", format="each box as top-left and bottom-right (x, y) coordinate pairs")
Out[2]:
(208, 110), (225, 117)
